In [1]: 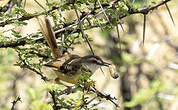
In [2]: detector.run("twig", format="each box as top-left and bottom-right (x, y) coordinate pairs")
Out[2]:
(0, 6), (59, 27)
(0, 0), (15, 13)
(97, 0), (111, 24)
(137, 0), (171, 14)
(119, 20), (125, 32)
(60, 34), (65, 56)
(12, 73), (26, 99)
(11, 96), (21, 110)
(116, 23), (122, 54)
(89, 99), (102, 109)
(17, 53), (49, 81)
(49, 91), (58, 110)
(34, 0), (46, 10)
(50, 89), (75, 109)
(91, 87), (119, 108)
(73, 3), (95, 55)
(64, 11), (92, 42)
(23, 63), (48, 81)
(95, 17), (104, 31)
(86, 96), (97, 105)
(165, 3), (175, 25)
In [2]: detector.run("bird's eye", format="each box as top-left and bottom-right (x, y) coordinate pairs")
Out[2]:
(95, 60), (102, 65)
(92, 60), (97, 63)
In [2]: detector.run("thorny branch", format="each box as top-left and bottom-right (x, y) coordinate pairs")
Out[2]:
(0, 0), (172, 48)
(92, 87), (119, 107)
(0, 6), (59, 27)
(22, 63), (48, 81)
(50, 85), (119, 109)
(17, 52), (49, 82)
(136, 0), (171, 14)
(11, 96), (21, 110)
(73, 3), (95, 55)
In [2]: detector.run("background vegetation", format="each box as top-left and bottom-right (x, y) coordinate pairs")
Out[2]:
(0, 0), (177, 110)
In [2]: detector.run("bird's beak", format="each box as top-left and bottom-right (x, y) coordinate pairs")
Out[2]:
(102, 62), (111, 67)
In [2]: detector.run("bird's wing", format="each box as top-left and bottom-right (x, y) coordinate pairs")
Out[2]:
(44, 54), (69, 69)
(60, 56), (82, 75)
(44, 54), (82, 75)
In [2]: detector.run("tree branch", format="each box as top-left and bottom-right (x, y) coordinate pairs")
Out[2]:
(0, 0), (172, 48)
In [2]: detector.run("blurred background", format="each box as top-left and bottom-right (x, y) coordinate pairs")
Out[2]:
(0, 0), (178, 110)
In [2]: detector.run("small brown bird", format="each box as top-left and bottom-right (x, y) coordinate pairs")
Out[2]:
(37, 16), (118, 84)
(44, 54), (113, 84)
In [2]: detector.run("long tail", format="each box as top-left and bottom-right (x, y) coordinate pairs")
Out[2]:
(37, 16), (61, 58)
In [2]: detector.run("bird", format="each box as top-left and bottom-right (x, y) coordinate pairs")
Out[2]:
(44, 54), (112, 84)
(37, 16), (118, 84)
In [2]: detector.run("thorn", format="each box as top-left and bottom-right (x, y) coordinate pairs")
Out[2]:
(142, 14), (147, 45)
(165, 3), (175, 26)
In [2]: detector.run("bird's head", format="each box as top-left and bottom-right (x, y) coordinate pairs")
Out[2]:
(81, 55), (119, 79)
(81, 55), (110, 73)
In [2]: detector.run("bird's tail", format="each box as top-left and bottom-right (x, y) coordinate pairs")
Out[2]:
(37, 16), (61, 58)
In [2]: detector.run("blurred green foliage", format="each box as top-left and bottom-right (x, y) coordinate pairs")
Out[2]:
(124, 81), (166, 107)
